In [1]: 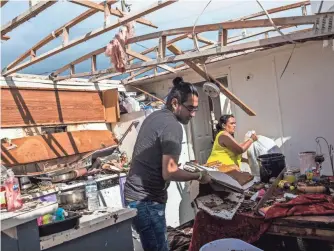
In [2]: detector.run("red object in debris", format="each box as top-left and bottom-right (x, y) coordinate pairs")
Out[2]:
(265, 194), (334, 220)
(5, 170), (23, 212)
(73, 168), (87, 178)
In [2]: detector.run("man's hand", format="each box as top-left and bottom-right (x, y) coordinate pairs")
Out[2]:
(199, 171), (212, 184)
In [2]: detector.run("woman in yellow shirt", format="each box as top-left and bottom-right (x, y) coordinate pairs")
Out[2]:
(207, 114), (257, 172)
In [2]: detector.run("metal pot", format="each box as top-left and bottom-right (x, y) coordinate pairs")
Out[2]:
(51, 172), (76, 183)
(59, 189), (86, 205)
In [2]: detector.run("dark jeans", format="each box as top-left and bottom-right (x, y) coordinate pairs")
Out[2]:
(127, 200), (168, 251)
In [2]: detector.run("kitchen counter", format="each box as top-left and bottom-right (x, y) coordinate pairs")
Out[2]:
(40, 207), (136, 251)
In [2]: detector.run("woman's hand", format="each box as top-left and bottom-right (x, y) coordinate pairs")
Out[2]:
(251, 133), (258, 142)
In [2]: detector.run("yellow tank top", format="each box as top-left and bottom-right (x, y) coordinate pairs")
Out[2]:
(207, 131), (241, 166)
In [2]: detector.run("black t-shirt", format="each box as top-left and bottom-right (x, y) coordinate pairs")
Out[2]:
(124, 109), (183, 204)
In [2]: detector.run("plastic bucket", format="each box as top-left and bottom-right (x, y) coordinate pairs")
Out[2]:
(257, 153), (285, 183)
(200, 238), (263, 251)
(299, 151), (316, 175)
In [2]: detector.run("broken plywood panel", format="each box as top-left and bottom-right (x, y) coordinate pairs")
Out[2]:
(1, 87), (107, 127)
(1, 130), (118, 166)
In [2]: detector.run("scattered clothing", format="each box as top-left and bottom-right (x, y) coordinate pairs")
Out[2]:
(105, 22), (135, 72)
(167, 222), (193, 251)
(265, 194), (334, 220)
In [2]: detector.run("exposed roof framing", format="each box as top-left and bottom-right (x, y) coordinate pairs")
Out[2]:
(50, 0), (313, 79)
(1, 0), (57, 35)
(2, 0), (177, 77)
(59, 27), (334, 81)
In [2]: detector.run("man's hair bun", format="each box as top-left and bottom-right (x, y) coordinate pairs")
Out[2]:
(173, 77), (184, 88)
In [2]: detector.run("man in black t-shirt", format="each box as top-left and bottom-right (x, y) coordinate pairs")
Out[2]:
(124, 77), (211, 251)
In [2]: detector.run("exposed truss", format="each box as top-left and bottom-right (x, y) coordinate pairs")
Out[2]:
(2, 0), (169, 76)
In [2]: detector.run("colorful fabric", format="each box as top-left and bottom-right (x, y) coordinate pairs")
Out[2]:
(188, 211), (270, 251)
(206, 130), (241, 167)
(265, 194), (334, 220)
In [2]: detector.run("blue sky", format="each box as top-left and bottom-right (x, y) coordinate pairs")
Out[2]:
(1, 0), (313, 77)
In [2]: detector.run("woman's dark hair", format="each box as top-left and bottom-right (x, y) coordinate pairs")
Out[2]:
(166, 77), (198, 110)
(216, 114), (234, 131)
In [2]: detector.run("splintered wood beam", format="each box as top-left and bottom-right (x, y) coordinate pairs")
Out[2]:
(5, 0), (118, 71)
(232, 0), (310, 21)
(129, 86), (165, 103)
(126, 49), (176, 73)
(1, 1), (56, 35)
(2, 0), (178, 77)
(69, 0), (157, 28)
(127, 14), (320, 44)
(0, 0), (9, 8)
(167, 44), (256, 116)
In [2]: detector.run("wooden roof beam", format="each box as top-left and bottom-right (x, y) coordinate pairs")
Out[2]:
(1, 35), (10, 40)
(167, 44), (256, 116)
(232, 0), (310, 21)
(2, 0), (178, 77)
(1, 1), (57, 35)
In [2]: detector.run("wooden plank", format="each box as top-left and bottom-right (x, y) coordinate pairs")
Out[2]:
(103, 89), (119, 123)
(1, 1), (57, 35)
(232, 0), (310, 21)
(5, 0), (118, 71)
(126, 66), (155, 81)
(91, 55), (97, 72)
(1, 87), (106, 127)
(188, 34), (215, 45)
(2, 0), (177, 76)
(167, 44), (256, 116)
(0, 0), (9, 8)
(1, 130), (118, 166)
(69, 0), (105, 11)
(127, 14), (320, 44)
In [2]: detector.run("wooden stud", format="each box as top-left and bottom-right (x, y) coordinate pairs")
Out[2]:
(167, 44), (256, 116)
(70, 65), (75, 75)
(91, 55), (97, 72)
(62, 27), (69, 46)
(104, 2), (111, 27)
(1, 35), (10, 40)
(302, 5), (307, 16)
(30, 49), (36, 59)
(2, 0), (178, 77)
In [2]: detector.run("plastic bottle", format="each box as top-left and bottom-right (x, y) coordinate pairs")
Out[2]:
(85, 176), (99, 211)
(5, 169), (23, 212)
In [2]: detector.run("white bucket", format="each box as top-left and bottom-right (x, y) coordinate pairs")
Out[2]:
(299, 152), (316, 175)
(200, 238), (263, 251)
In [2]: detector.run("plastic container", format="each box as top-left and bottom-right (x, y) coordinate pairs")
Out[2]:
(39, 212), (81, 237)
(5, 169), (23, 212)
(200, 238), (263, 251)
(299, 152), (316, 175)
(85, 176), (99, 211)
(257, 153), (286, 183)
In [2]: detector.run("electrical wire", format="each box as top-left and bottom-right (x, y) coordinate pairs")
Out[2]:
(256, 0), (295, 44)
(192, 0), (213, 81)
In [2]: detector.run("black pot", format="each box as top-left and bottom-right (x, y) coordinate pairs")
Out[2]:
(257, 153), (286, 183)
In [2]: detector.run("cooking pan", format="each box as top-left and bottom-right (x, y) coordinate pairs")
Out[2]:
(59, 189), (86, 205)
